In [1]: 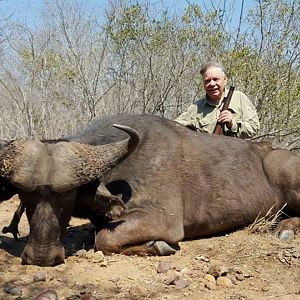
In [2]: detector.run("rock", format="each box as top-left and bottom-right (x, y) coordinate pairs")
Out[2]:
(91, 251), (106, 263)
(99, 260), (108, 267)
(9, 265), (19, 272)
(205, 281), (217, 290)
(3, 286), (22, 296)
(194, 255), (210, 262)
(34, 271), (47, 282)
(262, 285), (270, 292)
(157, 261), (173, 273)
(174, 279), (191, 289)
(235, 273), (244, 281)
(278, 230), (295, 241)
(163, 275), (180, 285)
(75, 249), (87, 258)
(226, 274), (237, 285)
(81, 294), (97, 300)
(12, 257), (22, 264)
(203, 274), (216, 284)
(86, 249), (95, 258)
(233, 267), (253, 278)
(54, 263), (67, 271)
(34, 289), (58, 300)
(243, 271), (252, 278)
(207, 264), (228, 277)
(216, 276), (234, 287)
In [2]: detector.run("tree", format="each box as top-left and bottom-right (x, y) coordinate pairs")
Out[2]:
(0, 0), (298, 149)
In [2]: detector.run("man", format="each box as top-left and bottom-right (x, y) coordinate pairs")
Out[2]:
(175, 62), (260, 139)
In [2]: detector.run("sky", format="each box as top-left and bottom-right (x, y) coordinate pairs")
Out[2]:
(1, 0), (257, 30)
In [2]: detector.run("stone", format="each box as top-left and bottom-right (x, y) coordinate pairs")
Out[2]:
(34, 272), (47, 282)
(205, 281), (217, 290)
(208, 264), (229, 277)
(9, 265), (19, 272)
(235, 273), (244, 281)
(3, 286), (22, 296)
(216, 276), (234, 287)
(262, 285), (270, 292)
(194, 255), (210, 262)
(226, 274), (237, 285)
(203, 274), (216, 283)
(75, 249), (87, 258)
(91, 251), (105, 263)
(34, 289), (58, 300)
(174, 279), (191, 289)
(81, 294), (97, 300)
(86, 250), (95, 258)
(163, 275), (180, 285)
(157, 261), (173, 274)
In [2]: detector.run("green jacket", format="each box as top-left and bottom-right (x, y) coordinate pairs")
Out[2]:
(175, 89), (260, 139)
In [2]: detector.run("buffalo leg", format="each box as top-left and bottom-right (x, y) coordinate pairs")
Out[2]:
(95, 207), (183, 256)
(2, 202), (25, 240)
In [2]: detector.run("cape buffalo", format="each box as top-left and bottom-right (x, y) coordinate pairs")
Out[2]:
(0, 124), (138, 266)
(0, 115), (300, 266)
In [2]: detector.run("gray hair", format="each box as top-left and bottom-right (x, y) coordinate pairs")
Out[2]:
(200, 62), (227, 76)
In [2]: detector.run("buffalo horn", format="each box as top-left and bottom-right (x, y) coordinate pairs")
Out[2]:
(51, 124), (139, 192)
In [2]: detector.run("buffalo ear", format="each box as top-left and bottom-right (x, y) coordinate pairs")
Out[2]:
(0, 176), (17, 201)
(0, 139), (17, 200)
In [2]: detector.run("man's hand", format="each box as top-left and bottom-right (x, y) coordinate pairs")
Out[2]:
(217, 110), (233, 128)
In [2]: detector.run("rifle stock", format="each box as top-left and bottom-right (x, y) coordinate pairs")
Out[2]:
(213, 86), (235, 135)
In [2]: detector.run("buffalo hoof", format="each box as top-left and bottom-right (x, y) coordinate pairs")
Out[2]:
(21, 244), (65, 266)
(146, 241), (179, 255)
(275, 217), (300, 241)
(278, 230), (295, 241)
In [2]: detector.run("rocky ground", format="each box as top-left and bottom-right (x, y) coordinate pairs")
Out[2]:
(0, 196), (299, 300)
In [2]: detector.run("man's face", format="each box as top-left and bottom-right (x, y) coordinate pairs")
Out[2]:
(202, 67), (227, 103)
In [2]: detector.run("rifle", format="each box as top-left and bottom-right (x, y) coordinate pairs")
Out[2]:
(213, 86), (235, 135)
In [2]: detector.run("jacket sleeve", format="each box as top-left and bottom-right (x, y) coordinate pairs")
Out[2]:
(174, 104), (198, 128)
(231, 92), (260, 139)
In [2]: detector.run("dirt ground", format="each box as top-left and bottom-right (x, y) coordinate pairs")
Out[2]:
(0, 196), (299, 300)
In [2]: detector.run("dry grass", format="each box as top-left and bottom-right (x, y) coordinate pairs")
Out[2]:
(247, 204), (287, 234)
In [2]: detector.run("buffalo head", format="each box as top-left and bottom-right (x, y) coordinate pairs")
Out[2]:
(0, 124), (139, 266)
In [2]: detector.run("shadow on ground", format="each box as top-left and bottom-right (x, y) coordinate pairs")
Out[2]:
(0, 222), (95, 258)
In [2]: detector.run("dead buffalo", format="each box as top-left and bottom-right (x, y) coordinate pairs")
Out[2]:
(0, 124), (138, 266)
(0, 115), (300, 266)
